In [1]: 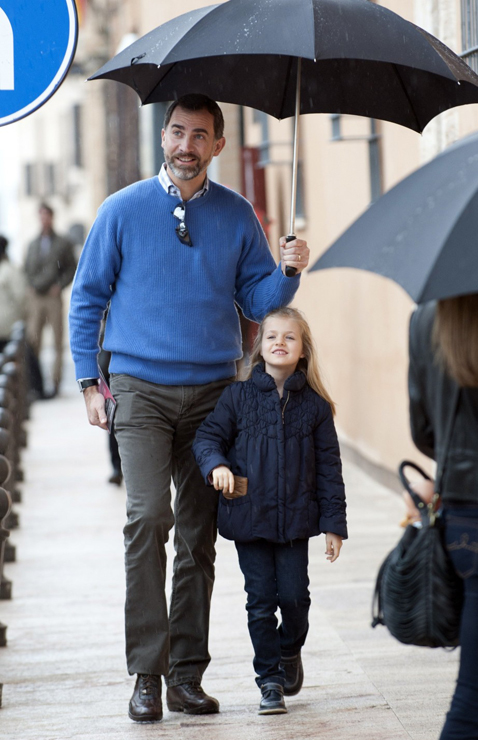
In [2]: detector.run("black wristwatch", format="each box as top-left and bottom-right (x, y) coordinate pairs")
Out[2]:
(77, 378), (99, 393)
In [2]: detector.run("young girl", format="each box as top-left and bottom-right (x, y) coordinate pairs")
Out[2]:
(193, 307), (347, 715)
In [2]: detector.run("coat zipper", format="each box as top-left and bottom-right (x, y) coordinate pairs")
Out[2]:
(281, 391), (290, 424)
(279, 390), (290, 542)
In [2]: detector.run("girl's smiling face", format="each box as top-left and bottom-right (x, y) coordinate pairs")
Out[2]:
(261, 317), (304, 375)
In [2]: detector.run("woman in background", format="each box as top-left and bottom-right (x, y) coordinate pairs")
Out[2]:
(0, 234), (45, 400)
(408, 295), (478, 740)
(0, 235), (26, 350)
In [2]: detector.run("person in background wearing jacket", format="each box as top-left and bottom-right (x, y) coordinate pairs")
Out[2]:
(0, 234), (26, 349)
(193, 307), (347, 715)
(0, 234), (46, 399)
(24, 203), (77, 397)
(409, 296), (478, 740)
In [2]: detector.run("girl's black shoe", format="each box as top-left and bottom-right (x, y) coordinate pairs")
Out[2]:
(258, 683), (287, 714)
(281, 652), (304, 696)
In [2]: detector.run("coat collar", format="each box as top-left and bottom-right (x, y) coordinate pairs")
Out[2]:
(252, 363), (307, 393)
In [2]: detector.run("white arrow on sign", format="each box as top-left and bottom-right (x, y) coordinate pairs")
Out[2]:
(0, 8), (14, 90)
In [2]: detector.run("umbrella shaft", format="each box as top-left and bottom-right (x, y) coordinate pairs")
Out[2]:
(289, 58), (302, 236)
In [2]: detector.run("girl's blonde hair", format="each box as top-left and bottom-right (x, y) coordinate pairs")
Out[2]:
(433, 294), (478, 387)
(247, 307), (336, 415)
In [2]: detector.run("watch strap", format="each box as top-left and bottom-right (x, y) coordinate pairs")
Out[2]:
(78, 378), (99, 393)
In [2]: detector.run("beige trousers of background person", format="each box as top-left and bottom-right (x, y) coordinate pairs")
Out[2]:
(27, 289), (64, 390)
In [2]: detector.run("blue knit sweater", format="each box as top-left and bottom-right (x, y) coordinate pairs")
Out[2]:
(69, 177), (300, 385)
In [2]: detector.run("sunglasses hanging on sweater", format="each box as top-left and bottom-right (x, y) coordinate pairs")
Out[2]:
(172, 203), (193, 247)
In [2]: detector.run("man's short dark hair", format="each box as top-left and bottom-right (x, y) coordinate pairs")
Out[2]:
(163, 95), (225, 140)
(39, 203), (54, 217)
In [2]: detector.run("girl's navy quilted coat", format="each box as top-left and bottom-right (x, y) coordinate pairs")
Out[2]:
(193, 364), (347, 544)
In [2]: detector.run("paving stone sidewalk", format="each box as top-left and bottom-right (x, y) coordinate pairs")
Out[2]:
(0, 368), (458, 740)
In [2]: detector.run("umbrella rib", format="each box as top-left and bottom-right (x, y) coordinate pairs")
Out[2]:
(142, 63), (179, 105)
(391, 63), (422, 132)
(160, 3), (225, 66)
(141, 3), (223, 104)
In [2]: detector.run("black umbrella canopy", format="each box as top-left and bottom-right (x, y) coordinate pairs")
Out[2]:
(90, 0), (478, 132)
(310, 131), (478, 303)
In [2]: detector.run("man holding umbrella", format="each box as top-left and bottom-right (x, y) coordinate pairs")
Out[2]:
(69, 94), (308, 723)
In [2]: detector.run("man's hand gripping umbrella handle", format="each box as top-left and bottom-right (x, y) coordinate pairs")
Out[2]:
(285, 234), (298, 277)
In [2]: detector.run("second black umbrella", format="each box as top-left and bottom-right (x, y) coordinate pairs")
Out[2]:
(310, 131), (478, 303)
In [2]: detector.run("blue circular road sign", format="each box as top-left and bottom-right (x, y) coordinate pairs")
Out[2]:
(0, 0), (78, 126)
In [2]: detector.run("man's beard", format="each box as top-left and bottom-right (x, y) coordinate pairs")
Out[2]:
(166, 153), (209, 181)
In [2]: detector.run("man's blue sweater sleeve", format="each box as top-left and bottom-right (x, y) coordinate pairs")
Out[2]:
(69, 203), (122, 379)
(234, 206), (300, 323)
(193, 385), (238, 484)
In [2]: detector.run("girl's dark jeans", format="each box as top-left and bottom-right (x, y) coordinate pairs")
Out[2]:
(235, 538), (311, 687)
(440, 507), (478, 740)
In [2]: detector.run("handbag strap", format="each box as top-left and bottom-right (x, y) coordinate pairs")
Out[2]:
(398, 461), (433, 511)
(399, 384), (460, 517)
(435, 384), (460, 496)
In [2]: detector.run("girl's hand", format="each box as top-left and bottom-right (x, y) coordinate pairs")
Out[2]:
(212, 466), (235, 496)
(325, 532), (343, 563)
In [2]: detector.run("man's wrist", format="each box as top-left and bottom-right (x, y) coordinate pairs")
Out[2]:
(83, 385), (101, 401)
(77, 378), (99, 393)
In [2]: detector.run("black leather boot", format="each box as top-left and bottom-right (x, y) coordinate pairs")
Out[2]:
(128, 674), (163, 722)
(166, 684), (219, 714)
(281, 652), (304, 696)
(258, 682), (287, 715)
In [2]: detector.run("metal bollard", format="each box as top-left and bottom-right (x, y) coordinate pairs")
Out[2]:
(0, 372), (20, 531)
(0, 479), (12, 620)
(0, 324), (28, 681)
(0, 483), (11, 715)
(1, 362), (25, 488)
(0, 347), (24, 493)
(0, 411), (15, 563)
(8, 322), (29, 424)
(0, 434), (12, 602)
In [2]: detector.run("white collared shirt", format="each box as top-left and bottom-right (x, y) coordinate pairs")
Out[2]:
(158, 163), (209, 201)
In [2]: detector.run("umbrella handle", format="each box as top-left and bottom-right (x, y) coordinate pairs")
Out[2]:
(285, 234), (298, 277)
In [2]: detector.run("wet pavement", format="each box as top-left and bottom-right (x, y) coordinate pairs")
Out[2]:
(0, 356), (458, 740)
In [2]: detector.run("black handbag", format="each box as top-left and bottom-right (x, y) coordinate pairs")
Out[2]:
(371, 388), (463, 648)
